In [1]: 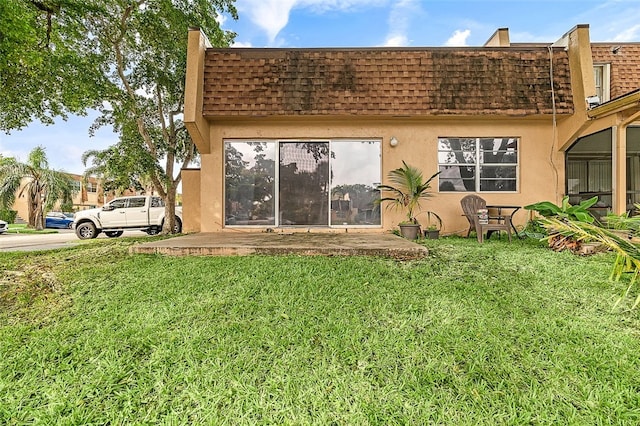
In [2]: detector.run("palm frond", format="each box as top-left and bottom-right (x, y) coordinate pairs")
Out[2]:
(540, 217), (640, 310)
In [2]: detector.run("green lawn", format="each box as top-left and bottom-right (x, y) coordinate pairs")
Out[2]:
(1, 237), (640, 424)
(5, 223), (58, 234)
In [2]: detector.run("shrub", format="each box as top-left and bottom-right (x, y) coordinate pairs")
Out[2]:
(524, 195), (598, 223)
(0, 209), (17, 223)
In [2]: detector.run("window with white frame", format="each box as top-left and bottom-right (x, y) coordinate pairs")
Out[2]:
(593, 64), (610, 103)
(438, 137), (518, 192)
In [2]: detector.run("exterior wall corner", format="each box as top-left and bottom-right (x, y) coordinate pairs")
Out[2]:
(557, 25), (596, 151)
(483, 28), (510, 47)
(181, 168), (202, 233)
(184, 28), (211, 155)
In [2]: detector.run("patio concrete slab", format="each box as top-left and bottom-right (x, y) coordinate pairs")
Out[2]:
(130, 232), (428, 259)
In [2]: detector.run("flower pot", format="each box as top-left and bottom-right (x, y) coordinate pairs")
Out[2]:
(399, 223), (421, 240)
(425, 229), (440, 239)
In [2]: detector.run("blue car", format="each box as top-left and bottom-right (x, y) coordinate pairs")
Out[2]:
(46, 212), (74, 229)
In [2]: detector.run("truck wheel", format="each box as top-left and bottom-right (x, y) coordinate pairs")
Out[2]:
(105, 231), (123, 238)
(158, 217), (182, 234)
(76, 222), (98, 239)
(146, 227), (160, 235)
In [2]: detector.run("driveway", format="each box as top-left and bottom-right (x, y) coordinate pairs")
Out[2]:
(0, 230), (149, 252)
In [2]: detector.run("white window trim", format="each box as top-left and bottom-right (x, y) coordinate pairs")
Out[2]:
(437, 137), (520, 193)
(593, 63), (611, 103)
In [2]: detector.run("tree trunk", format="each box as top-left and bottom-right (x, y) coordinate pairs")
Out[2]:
(163, 182), (177, 234)
(30, 190), (45, 230)
(28, 197), (37, 228)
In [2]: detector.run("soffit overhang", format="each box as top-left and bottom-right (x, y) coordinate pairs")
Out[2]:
(587, 89), (640, 119)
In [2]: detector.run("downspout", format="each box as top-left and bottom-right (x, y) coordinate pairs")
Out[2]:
(548, 45), (559, 202)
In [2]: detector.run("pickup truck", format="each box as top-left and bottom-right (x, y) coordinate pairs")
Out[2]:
(73, 195), (182, 239)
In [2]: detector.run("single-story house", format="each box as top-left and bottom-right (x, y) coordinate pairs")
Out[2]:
(181, 24), (640, 235)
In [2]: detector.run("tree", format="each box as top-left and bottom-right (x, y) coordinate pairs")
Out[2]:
(2, 1), (237, 234)
(82, 143), (157, 197)
(84, 0), (237, 233)
(0, 0), (106, 131)
(0, 146), (76, 229)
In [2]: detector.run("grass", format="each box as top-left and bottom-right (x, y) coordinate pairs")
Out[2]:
(1, 237), (640, 424)
(6, 223), (58, 234)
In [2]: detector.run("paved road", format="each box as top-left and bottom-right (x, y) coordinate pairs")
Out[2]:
(0, 229), (150, 252)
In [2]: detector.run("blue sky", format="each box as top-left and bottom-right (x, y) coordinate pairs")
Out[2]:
(2, 0), (639, 175)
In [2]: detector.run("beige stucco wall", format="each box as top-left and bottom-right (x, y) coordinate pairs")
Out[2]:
(11, 190), (30, 222)
(181, 168), (202, 233)
(191, 116), (562, 235)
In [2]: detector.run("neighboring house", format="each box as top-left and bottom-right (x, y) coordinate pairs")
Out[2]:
(181, 24), (640, 234)
(10, 175), (145, 222)
(11, 175), (105, 222)
(69, 175), (105, 211)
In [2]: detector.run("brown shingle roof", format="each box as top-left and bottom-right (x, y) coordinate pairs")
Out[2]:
(591, 43), (640, 100)
(202, 47), (573, 118)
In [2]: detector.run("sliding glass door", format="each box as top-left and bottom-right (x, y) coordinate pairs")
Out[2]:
(224, 139), (381, 227)
(279, 142), (330, 226)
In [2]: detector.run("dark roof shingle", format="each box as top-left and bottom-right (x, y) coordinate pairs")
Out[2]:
(202, 47), (573, 117)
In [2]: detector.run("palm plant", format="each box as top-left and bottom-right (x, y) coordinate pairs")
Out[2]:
(376, 161), (440, 224)
(0, 146), (76, 230)
(525, 196), (599, 250)
(540, 217), (640, 310)
(525, 195), (598, 223)
(603, 204), (640, 236)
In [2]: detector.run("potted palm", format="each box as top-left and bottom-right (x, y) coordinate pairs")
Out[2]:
(376, 161), (440, 239)
(421, 211), (443, 239)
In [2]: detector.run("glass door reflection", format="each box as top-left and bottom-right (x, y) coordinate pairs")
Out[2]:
(279, 142), (330, 226)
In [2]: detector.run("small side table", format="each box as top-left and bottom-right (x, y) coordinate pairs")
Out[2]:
(486, 205), (521, 237)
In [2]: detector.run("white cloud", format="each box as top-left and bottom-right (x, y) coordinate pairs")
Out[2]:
(0, 139), (25, 163)
(235, 0), (297, 44)
(216, 13), (227, 27)
(383, 34), (408, 47)
(379, 0), (421, 47)
(236, 0), (388, 45)
(135, 86), (154, 99)
(232, 41), (253, 48)
(563, 0), (640, 42)
(509, 30), (556, 44)
(613, 24), (640, 41)
(444, 29), (471, 47)
(301, 0), (387, 14)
